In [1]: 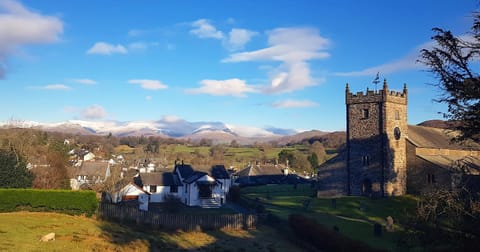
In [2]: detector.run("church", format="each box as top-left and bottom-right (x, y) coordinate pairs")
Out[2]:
(317, 80), (480, 197)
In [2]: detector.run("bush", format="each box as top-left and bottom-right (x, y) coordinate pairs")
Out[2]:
(288, 214), (382, 252)
(227, 185), (241, 202)
(162, 194), (183, 213)
(0, 189), (98, 216)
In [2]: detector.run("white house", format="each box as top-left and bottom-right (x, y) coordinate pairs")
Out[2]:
(136, 171), (183, 203)
(117, 163), (232, 209)
(114, 182), (150, 210)
(174, 163), (231, 208)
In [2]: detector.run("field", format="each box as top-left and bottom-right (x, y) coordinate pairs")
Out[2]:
(241, 184), (418, 251)
(0, 212), (303, 252)
(115, 143), (338, 172)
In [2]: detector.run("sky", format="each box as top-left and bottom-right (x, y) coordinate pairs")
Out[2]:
(0, 0), (477, 132)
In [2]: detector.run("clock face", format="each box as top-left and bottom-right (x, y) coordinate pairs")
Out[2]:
(394, 127), (401, 140)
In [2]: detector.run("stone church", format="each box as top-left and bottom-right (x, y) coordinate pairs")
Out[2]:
(317, 80), (480, 197)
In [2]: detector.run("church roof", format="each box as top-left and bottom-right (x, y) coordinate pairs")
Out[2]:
(417, 154), (480, 175)
(407, 125), (480, 151)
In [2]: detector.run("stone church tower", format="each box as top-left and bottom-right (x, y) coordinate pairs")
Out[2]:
(345, 80), (407, 196)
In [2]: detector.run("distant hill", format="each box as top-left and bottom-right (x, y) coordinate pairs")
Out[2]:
(417, 120), (458, 129)
(276, 130), (329, 146)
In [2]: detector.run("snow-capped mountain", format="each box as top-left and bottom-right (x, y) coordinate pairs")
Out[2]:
(0, 118), (301, 141)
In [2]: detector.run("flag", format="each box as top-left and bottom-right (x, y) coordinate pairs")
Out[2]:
(372, 72), (380, 84)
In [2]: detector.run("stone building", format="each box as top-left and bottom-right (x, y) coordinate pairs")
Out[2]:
(317, 80), (480, 197)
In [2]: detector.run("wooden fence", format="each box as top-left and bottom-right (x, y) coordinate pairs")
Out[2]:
(98, 203), (257, 231)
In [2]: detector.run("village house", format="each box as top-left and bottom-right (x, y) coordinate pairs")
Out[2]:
(234, 162), (308, 186)
(117, 162), (232, 208)
(70, 161), (111, 190)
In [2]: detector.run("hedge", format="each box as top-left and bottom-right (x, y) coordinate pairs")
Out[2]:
(0, 189), (98, 216)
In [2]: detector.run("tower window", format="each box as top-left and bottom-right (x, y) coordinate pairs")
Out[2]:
(395, 110), (400, 120)
(362, 155), (370, 166)
(362, 109), (369, 119)
(427, 173), (436, 184)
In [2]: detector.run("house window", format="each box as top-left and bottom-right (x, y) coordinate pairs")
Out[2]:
(427, 173), (436, 184)
(362, 109), (369, 119)
(149, 185), (157, 193)
(362, 155), (370, 166)
(395, 110), (400, 120)
(170, 185), (178, 193)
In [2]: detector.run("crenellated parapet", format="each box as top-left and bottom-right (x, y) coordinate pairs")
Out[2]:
(346, 79), (407, 105)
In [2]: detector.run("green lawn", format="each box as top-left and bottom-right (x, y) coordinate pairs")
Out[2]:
(241, 184), (419, 251)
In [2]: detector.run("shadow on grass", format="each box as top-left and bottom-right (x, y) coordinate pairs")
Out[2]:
(98, 218), (301, 252)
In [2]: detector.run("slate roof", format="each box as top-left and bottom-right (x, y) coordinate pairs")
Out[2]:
(183, 171), (209, 184)
(139, 172), (182, 186)
(235, 164), (284, 177)
(174, 164), (194, 179)
(73, 161), (109, 177)
(407, 125), (480, 150)
(417, 154), (480, 175)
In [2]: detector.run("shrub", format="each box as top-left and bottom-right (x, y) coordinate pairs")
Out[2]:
(162, 194), (183, 213)
(0, 189), (98, 216)
(288, 214), (382, 252)
(227, 185), (241, 202)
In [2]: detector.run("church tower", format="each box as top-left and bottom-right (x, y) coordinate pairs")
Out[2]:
(345, 80), (407, 196)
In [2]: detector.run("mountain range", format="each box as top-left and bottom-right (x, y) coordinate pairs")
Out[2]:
(0, 118), (319, 144)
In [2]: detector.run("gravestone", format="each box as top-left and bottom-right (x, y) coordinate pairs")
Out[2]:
(386, 216), (394, 232)
(373, 223), (382, 236)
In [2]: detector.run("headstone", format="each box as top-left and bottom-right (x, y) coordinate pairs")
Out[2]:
(331, 198), (337, 209)
(40, 232), (55, 242)
(373, 223), (382, 236)
(386, 216), (394, 232)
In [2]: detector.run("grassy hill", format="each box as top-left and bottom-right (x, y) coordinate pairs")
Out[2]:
(0, 212), (302, 252)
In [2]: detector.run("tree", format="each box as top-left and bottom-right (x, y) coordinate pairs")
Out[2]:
(420, 13), (480, 142)
(0, 149), (33, 188)
(31, 140), (69, 189)
(308, 153), (319, 170)
(309, 141), (326, 164)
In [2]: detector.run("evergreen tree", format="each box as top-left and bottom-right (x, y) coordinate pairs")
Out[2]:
(0, 149), (33, 188)
(420, 13), (480, 142)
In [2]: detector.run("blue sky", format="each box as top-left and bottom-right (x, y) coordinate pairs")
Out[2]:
(0, 0), (477, 131)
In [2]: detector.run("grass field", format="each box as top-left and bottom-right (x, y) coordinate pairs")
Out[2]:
(0, 212), (303, 252)
(241, 184), (418, 251)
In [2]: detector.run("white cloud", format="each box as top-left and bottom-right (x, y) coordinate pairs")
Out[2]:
(81, 104), (107, 119)
(129, 42), (148, 50)
(332, 39), (450, 77)
(186, 78), (257, 97)
(271, 99), (318, 108)
(145, 95), (152, 101)
(227, 28), (257, 51)
(0, 0), (63, 77)
(40, 84), (70, 90)
(190, 19), (224, 39)
(86, 42), (127, 55)
(223, 27), (330, 93)
(72, 78), (97, 85)
(129, 79), (168, 90)
(161, 115), (182, 123)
